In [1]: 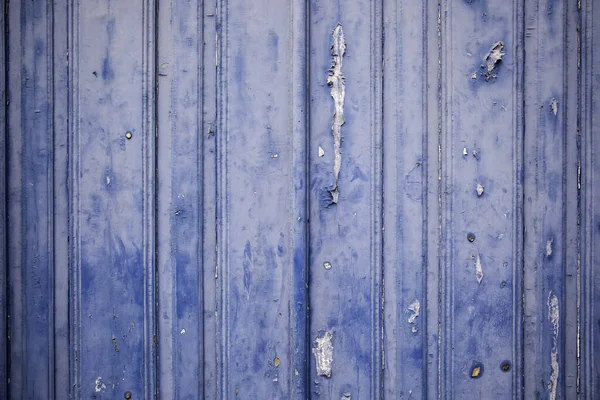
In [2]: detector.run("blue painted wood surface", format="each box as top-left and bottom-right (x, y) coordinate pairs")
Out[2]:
(2, 0), (600, 399)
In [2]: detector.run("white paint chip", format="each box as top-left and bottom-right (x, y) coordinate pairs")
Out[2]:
(312, 331), (333, 377)
(546, 239), (553, 257)
(407, 299), (420, 324)
(476, 183), (484, 197)
(463, 147), (468, 156)
(475, 254), (484, 284)
(95, 377), (106, 393)
(547, 291), (559, 400)
(180, 328), (186, 335)
(319, 146), (325, 157)
(551, 98), (558, 116)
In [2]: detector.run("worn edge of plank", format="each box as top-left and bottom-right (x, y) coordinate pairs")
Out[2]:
(141, 0), (158, 396)
(216, 0), (229, 396)
(513, 0), (526, 398)
(68, 0), (82, 396)
(0, 1), (7, 398)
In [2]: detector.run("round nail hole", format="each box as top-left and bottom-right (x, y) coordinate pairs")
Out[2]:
(125, 132), (133, 140)
(501, 361), (511, 372)
(124, 392), (132, 399)
(467, 233), (476, 243)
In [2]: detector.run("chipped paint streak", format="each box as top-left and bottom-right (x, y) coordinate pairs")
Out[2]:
(312, 331), (333, 377)
(327, 24), (346, 204)
(546, 239), (553, 257)
(551, 98), (558, 116)
(547, 291), (559, 400)
(475, 254), (484, 284)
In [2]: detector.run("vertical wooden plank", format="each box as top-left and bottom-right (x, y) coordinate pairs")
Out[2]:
(440, 0), (524, 397)
(156, 0), (204, 398)
(382, 1), (428, 397)
(202, 0), (219, 397)
(425, 1), (443, 397)
(580, 0), (600, 397)
(522, 1), (578, 399)
(68, 0), (157, 397)
(215, 0), (309, 397)
(52, 0), (70, 398)
(308, 0), (383, 397)
(6, 0), (57, 397)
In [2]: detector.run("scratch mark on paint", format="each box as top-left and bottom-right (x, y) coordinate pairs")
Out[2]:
(546, 238), (553, 257)
(475, 254), (484, 284)
(312, 331), (333, 377)
(327, 24), (346, 204)
(547, 291), (559, 400)
(408, 299), (420, 333)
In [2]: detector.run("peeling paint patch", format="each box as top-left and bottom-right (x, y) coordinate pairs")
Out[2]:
(95, 377), (106, 392)
(408, 299), (420, 333)
(546, 239), (553, 257)
(313, 331), (333, 377)
(485, 41), (504, 72)
(547, 291), (559, 400)
(551, 98), (558, 116)
(475, 254), (484, 284)
(476, 183), (484, 197)
(483, 41), (504, 81)
(327, 24), (346, 204)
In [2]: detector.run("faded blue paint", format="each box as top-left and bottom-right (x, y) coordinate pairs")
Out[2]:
(2, 0), (600, 399)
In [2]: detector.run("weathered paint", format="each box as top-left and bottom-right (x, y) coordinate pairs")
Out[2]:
(2, 0), (600, 399)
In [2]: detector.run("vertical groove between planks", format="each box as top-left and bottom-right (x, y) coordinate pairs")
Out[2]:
(289, 0), (310, 397)
(439, 0), (452, 397)
(68, 0), (82, 396)
(435, 0), (444, 397)
(580, 0), (595, 397)
(142, 0), (158, 396)
(216, 0), (229, 396)
(514, 0), (526, 397)
(371, 0), (384, 397)
(0, 1), (6, 397)
(46, 0), (56, 397)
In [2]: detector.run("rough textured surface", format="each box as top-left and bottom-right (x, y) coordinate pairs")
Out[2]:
(2, 0), (599, 399)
